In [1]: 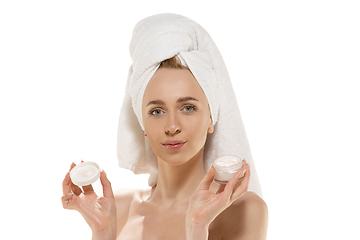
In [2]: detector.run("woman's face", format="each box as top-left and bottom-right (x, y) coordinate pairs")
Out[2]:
(142, 68), (213, 165)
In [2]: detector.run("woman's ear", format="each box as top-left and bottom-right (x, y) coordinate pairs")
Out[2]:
(207, 120), (214, 134)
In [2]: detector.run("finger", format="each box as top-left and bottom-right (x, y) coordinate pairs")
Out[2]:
(230, 163), (251, 201)
(223, 164), (247, 199)
(62, 162), (77, 195)
(100, 170), (114, 199)
(70, 161), (76, 170)
(82, 184), (94, 194)
(67, 162), (83, 196)
(71, 182), (83, 196)
(62, 171), (72, 195)
(196, 166), (216, 191)
(216, 183), (226, 194)
(61, 193), (76, 210)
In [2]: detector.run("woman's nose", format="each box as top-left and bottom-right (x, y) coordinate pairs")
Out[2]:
(165, 112), (181, 135)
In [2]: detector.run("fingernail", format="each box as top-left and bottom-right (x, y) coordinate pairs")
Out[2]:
(66, 192), (74, 196)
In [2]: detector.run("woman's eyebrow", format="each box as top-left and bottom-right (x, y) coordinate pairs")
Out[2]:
(146, 100), (165, 106)
(146, 97), (199, 107)
(177, 96), (199, 103)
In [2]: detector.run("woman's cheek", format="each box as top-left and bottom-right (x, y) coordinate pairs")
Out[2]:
(190, 115), (209, 141)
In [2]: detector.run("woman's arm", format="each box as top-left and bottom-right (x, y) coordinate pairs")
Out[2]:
(186, 192), (268, 240)
(186, 161), (268, 240)
(91, 225), (117, 240)
(223, 192), (268, 240)
(185, 216), (209, 240)
(61, 162), (117, 240)
(239, 196), (268, 240)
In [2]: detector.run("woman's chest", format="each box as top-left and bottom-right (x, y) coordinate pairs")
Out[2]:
(117, 209), (187, 240)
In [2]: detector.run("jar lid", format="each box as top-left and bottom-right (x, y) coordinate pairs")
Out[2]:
(70, 161), (101, 186)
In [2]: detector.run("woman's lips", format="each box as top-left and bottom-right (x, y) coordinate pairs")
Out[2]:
(162, 140), (186, 150)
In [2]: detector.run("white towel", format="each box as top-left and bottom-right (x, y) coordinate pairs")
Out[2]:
(117, 13), (262, 197)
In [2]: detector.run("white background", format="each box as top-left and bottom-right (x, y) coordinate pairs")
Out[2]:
(1, 0), (359, 239)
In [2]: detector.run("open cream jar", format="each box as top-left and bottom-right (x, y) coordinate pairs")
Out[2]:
(70, 161), (103, 196)
(213, 156), (244, 184)
(70, 161), (101, 186)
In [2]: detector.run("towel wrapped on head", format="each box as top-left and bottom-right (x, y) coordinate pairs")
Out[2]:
(117, 13), (262, 197)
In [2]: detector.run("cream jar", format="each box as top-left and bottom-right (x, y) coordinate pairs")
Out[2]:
(70, 161), (102, 196)
(213, 156), (244, 184)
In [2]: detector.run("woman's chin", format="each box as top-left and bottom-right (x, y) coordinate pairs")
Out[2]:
(156, 149), (203, 166)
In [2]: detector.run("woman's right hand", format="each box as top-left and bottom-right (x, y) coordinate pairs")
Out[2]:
(61, 162), (117, 238)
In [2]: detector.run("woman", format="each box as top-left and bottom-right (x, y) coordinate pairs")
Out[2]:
(62, 13), (268, 240)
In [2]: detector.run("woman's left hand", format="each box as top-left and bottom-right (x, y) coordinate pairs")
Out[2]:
(187, 160), (250, 228)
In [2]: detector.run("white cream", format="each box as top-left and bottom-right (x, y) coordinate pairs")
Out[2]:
(213, 156), (244, 184)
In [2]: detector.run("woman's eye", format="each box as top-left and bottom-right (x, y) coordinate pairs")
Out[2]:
(150, 109), (164, 116)
(182, 105), (196, 113)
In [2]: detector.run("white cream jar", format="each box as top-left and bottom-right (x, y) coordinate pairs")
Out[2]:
(70, 161), (102, 196)
(213, 156), (244, 184)
(70, 161), (101, 186)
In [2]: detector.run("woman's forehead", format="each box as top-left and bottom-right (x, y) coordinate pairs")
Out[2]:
(143, 68), (208, 103)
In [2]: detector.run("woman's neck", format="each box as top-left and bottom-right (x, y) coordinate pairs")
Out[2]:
(148, 149), (206, 208)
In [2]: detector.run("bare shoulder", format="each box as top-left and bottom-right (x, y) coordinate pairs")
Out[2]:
(113, 188), (151, 235)
(232, 191), (268, 215)
(216, 191), (268, 240)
